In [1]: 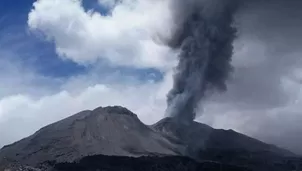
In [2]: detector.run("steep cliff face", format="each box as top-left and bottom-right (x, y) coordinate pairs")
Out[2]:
(0, 106), (180, 167)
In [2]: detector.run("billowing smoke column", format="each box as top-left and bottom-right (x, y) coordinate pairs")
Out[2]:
(166, 0), (239, 122)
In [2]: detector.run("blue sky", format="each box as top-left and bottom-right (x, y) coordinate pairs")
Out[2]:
(0, 0), (163, 80)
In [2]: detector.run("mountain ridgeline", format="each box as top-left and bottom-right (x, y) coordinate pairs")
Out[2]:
(0, 106), (301, 171)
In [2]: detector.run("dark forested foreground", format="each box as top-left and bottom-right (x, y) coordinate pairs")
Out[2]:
(1, 154), (302, 171)
(52, 155), (249, 171)
(51, 154), (302, 171)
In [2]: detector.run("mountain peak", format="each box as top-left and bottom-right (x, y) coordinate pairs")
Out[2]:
(92, 106), (137, 117)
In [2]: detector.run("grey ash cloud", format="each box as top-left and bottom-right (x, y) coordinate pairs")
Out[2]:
(164, 0), (302, 154)
(165, 0), (239, 122)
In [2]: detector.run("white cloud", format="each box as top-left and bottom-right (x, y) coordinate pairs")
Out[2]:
(28, 0), (177, 70)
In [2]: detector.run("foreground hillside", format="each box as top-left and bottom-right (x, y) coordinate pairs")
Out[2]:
(2, 154), (301, 171)
(0, 155), (251, 171)
(51, 155), (250, 171)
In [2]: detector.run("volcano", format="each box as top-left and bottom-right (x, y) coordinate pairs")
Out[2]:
(152, 117), (298, 170)
(0, 106), (300, 171)
(153, 117), (294, 157)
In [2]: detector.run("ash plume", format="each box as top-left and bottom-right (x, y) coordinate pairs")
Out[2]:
(166, 0), (239, 122)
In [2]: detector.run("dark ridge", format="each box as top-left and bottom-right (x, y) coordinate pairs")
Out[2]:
(52, 154), (250, 171)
